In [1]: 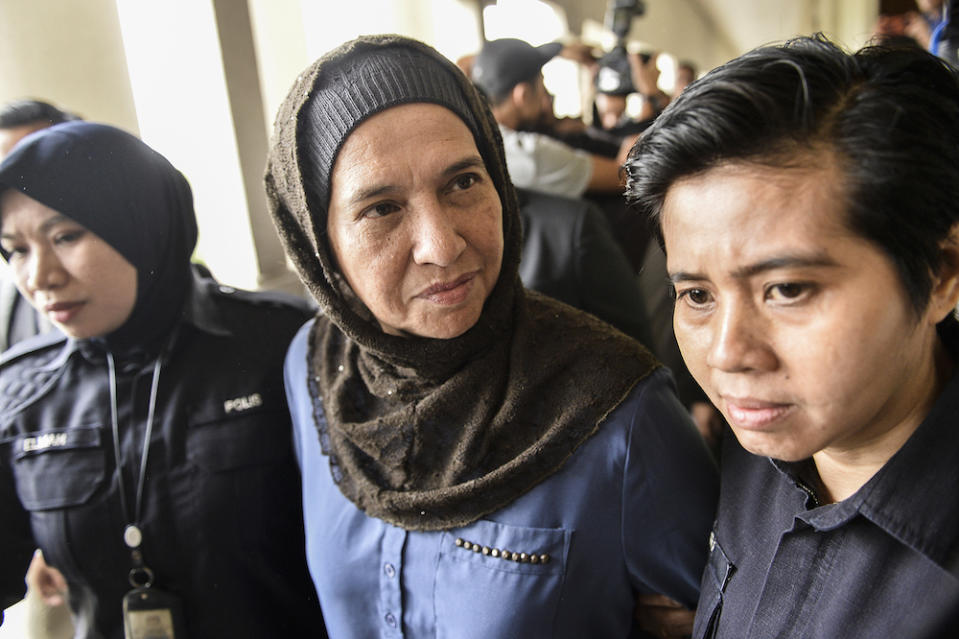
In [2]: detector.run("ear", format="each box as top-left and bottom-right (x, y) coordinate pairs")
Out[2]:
(511, 81), (533, 108)
(927, 222), (959, 323)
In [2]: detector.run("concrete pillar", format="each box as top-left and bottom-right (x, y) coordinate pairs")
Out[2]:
(212, 0), (303, 293)
(0, 0), (138, 135)
(114, 0), (298, 292)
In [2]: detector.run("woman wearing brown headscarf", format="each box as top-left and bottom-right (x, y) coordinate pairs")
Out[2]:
(266, 34), (717, 638)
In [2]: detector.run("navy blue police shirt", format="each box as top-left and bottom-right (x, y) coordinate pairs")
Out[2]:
(693, 322), (959, 639)
(0, 271), (325, 639)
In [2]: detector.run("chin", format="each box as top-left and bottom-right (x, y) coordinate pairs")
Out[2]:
(416, 324), (473, 340)
(410, 306), (484, 340)
(54, 324), (88, 340)
(732, 429), (815, 462)
(418, 318), (481, 340)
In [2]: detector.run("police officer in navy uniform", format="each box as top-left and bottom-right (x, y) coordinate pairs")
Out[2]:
(0, 122), (325, 638)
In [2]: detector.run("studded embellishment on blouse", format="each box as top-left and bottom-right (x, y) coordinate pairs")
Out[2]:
(454, 537), (550, 564)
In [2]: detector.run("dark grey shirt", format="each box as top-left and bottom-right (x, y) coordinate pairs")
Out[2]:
(694, 330), (959, 639)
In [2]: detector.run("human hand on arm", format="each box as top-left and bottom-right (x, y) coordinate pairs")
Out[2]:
(558, 41), (599, 70)
(585, 132), (640, 192)
(617, 133), (641, 165)
(903, 11), (933, 49)
(635, 593), (695, 638)
(629, 52), (671, 115)
(25, 550), (68, 607)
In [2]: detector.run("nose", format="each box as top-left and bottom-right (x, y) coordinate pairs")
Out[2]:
(410, 198), (466, 267)
(705, 301), (776, 373)
(24, 246), (68, 293)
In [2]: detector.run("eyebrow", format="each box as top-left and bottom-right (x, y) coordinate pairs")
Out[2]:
(346, 155), (487, 207)
(669, 252), (840, 284)
(443, 156), (486, 177)
(0, 213), (73, 242)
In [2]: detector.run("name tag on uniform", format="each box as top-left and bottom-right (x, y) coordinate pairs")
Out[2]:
(16, 428), (99, 460)
(22, 432), (69, 453)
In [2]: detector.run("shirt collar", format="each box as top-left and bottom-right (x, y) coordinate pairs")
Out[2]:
(178, 268), (234, 339)
(771, 321), (959, 566)
(71, 267), (233, 367)
(855, 357), (959, 565)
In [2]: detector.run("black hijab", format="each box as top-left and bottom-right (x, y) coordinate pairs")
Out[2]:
(0, 121), (198, 352)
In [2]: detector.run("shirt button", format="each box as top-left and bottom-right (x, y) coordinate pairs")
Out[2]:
(384, 612), (397, 628)
(383, 562), (396, 578)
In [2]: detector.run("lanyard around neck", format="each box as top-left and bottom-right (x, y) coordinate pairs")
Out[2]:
(107, 351), (163, 553)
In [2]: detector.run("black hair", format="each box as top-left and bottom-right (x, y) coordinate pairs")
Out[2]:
(0, 99), (80, 129)
(625, 34), (959, 315)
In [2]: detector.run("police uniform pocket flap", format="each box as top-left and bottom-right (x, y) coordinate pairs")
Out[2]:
(186, 411), (292, 472)
(12, 426), (106, 511)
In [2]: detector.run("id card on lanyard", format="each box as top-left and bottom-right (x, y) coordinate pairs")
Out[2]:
(109, 342), (188, 639)
(122, 587), (188, 639)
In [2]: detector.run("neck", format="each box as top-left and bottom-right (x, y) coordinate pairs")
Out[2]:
(492, 103), (521, 131)
(813, 337), (953, 503)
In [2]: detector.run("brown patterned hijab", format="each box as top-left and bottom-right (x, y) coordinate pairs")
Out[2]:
(265, 34), (659, 531)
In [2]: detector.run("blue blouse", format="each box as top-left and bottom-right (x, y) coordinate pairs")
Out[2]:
(285, 320), (718, 638)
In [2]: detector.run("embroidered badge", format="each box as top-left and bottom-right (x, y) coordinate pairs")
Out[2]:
(223, 393), (263, 414)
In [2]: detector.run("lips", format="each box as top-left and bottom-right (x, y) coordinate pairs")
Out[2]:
(417, 272), (477, 305)
(43, 300), (84, 324)
(722, 396), (794, 430)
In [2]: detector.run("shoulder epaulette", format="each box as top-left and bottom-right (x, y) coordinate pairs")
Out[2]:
(0, 332), (71, 424)
(0, 329), (67, 367)
(203, 278), (317, 316)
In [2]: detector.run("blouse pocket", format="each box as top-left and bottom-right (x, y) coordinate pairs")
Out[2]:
(434, 519), (570, 639)
(12, 426), (106, 511)
(692, 530), (736, 639)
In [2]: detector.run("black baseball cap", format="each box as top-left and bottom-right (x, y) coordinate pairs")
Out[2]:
(472, 38), (563, 101)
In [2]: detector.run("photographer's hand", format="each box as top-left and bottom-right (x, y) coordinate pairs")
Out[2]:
(629, 51), (670, 115)
(559, 41), (600, 70)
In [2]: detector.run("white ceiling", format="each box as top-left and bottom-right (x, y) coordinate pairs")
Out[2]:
(551, 0), (876, 56)
(696, 0), (816, 51)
